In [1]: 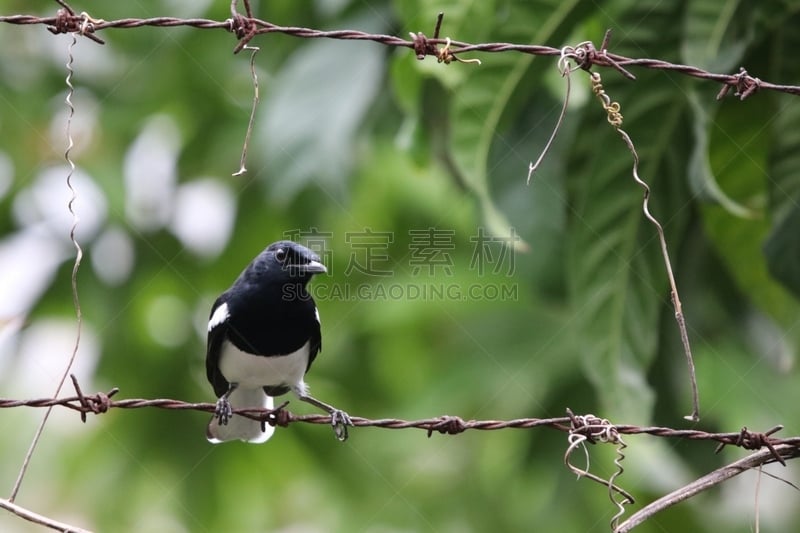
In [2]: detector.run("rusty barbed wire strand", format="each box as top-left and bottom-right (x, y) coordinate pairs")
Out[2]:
(2, 382), (800, 456)
(3, 385), (798, 533)
(1, 11), (800, 97)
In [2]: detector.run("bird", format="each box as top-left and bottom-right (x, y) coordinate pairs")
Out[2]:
(205, 240), (351, 443)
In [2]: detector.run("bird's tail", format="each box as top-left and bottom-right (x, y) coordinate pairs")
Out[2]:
(207, 388), (275, 444)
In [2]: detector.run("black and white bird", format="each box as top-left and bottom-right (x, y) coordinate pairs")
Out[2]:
(205, 240), (351, 443)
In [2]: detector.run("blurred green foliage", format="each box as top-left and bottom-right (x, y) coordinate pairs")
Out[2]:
(1, 1), (800, 532)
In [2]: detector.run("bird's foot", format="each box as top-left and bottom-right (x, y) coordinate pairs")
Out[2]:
(215, 397), (233, 425)
(297, 392), (353, 441)
(329, 408), (353, 442)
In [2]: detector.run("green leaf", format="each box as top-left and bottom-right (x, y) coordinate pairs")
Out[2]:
(686, 90), (755, 217)
(682, 0), (750, 72)
(445, 0), (589, 250)
(764, 12), (800, 301)
(764, 205), (800, 299)
(258, 10), (387, 203)
(767, 11), (800, 224)
(392, 0), (593, 251)
(701, 92), (800, 324)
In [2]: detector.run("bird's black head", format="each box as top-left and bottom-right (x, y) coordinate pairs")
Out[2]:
(260, 240), (327, 280)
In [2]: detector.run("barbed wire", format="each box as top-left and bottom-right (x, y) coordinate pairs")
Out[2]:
(1, 376), (799, 533)
(1, 377), (798, 459)
(1, 8), (799, 98)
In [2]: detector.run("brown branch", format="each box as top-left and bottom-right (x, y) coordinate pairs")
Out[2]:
(0, 497), (91, 533)
(0, 12), (799, 96)
(614, 444), (800, 532)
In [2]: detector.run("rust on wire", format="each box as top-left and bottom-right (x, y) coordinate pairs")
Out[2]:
(556, 30), (634, 80)
(426, 415), (467, 437)
(408, 11), (442, 60)
(47, 8), (106, 45)
(409, 30), (436, 60)
(408, 13), (480, 65)
(229, 14), (258, 53)
(229, 0), (258, 54)
(716, 67), (762, 100)
(715, 425), (787, 467)
(70, 374), (116, 422)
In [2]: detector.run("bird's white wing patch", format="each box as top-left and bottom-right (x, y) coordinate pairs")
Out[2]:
(314, 307), (321, 325)
(208, 302), (229, 332)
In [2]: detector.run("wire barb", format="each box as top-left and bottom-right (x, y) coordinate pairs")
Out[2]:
(70, 374), (116, 422)
(46, 8), (106, 45)
(715, 426), (787, 467)
(408, 14), (480, 65)
(592, 30), (636, 80)
(717, 67), (762, 101)
(409, 31), (435, 60)
(426, 415), (467, 437)
(229, 0), (258, 54)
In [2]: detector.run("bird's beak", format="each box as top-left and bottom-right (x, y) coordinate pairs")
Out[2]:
(302, 260), (327, 274)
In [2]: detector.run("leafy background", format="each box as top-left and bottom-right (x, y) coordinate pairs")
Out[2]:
(1, 0), (799, 531)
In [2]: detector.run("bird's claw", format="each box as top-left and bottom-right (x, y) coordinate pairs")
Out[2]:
(330, 409), (353, 442)
(215, 397), (233, 425)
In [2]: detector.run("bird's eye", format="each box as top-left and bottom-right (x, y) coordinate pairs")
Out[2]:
(275, 248), (287, 262)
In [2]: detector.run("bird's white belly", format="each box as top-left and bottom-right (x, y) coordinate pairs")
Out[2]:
(219, 340), (310, 390)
